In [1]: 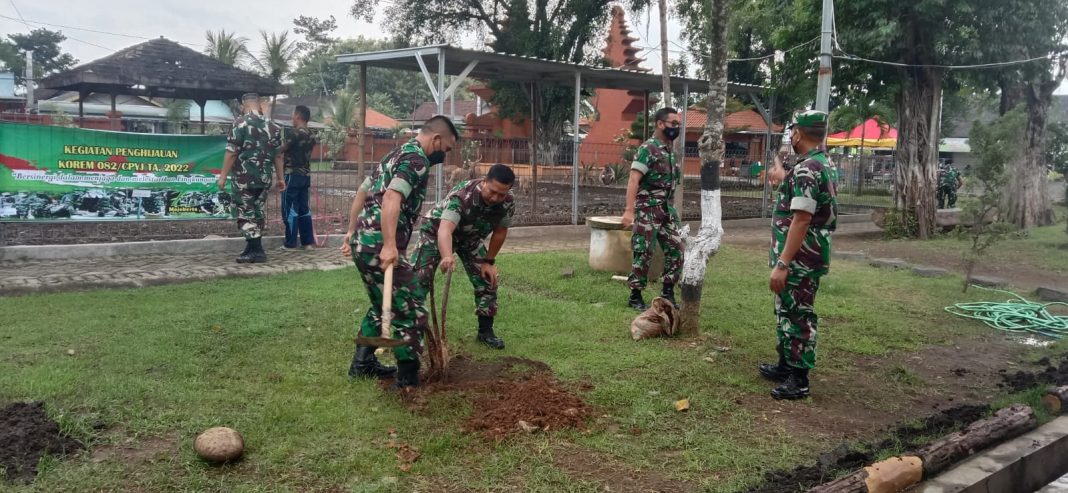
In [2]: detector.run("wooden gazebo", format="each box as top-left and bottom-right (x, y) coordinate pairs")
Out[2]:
(39, 37), (285, 132)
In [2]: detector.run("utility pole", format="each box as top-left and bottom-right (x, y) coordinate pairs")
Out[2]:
(25, 50), (34, 110)
(814, 0), (833, 113)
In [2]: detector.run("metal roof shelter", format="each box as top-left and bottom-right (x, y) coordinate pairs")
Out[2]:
(40, 38), (286, 133)
(337, 44), (771, 224)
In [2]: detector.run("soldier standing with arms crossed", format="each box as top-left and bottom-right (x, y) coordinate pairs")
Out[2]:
(621, 107), (685, 310)
(218, 93), (285, 263)
(758, 111), (838, 400)
(341, 116), (459, 390)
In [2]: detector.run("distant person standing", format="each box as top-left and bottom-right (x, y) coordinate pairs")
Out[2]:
(218, 93), (284, 263)
(937, 161), (963, 209)
(280, 105), (318, 249)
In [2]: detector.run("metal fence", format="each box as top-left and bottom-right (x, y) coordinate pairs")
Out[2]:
(0, 115), (894, 245)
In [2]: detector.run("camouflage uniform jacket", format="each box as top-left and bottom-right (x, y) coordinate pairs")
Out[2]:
(630, 137), (677, 208)
(770, 149), (838, 278)
(226, 112), (281, 188)
(419, 179), (515, 250)
(282, 126), (317, 176)
(352, 139), (435, 254)
(939, 167), (960, 188)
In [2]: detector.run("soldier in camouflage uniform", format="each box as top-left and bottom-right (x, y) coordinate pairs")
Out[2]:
(758, 110), (838, 400)
(218, 93), (284, 263)
(936, 161), (963, 209)
(410, 164), (516, 350)
(340, 116), (459, 390)
(280, 105), (319, 249)
(622, 107), (685, 310)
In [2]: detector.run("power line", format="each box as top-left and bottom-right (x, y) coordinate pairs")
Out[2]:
(0, 14), (205, 49)
(6, 0), (29, 29)
(832, 47), (1066, 70)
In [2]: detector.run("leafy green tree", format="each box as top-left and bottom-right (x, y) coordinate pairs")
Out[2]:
(957, 108), (1021, 291)
(0, 28), (77, 86)
(292, 15), (338, 56)
(253, 31), (299, 83)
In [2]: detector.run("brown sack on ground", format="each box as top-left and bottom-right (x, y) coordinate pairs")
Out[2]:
(630, 297), (680, 341)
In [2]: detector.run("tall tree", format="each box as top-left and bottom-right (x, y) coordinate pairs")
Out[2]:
(0, 28), (77, 86)
(292, 15), (338, 55)
(288, 37), (432, 118)
(254, 31), (299, 83)
(204, 30), (249, 67)
(677, 0), (730, 334)
(967, 0), (1068, 229)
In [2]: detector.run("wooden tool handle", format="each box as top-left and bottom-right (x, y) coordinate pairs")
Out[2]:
(381, 264), (394, 338)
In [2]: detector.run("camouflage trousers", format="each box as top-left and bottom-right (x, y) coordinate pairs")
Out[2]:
(628, 203), (684, 290)
(230, 185), (269, 240)
(775, 273), (821, 370)
(409, 237), (497, 317)
(352, 251), (429, 362)
(937, 185), (958, 209)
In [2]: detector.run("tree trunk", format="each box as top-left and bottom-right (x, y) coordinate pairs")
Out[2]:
(893, 66), (943, 239)
(678, 0), (729, 336)
(1042, 385), (1068, 415)
(1007, 60), (1065, 229)
(912, 405), (1036, 477)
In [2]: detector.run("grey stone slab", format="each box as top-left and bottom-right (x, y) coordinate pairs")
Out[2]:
(834, 250), (867, 262)
(913, 266), (950, 278)
(870, 258), (909, 269)
(1037, 286), (1068, 303)
(969, 275), (1009, 288)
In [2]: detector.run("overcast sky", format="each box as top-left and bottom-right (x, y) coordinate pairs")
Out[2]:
(2, 0), (1065, 95)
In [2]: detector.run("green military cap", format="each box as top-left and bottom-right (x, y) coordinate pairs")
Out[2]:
(793, 110), (828, 128)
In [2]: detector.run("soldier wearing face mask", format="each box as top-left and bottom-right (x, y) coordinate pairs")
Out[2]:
(621, 107), (685, 311)
(340, 115), (460, 390)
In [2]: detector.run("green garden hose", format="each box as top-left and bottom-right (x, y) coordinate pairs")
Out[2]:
(945, 286), (1068, 339)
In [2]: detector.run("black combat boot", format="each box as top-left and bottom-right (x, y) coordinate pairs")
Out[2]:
(236, 240), (255, 263)
(758, 349), (791, 383)
(476, 315), (505, 349)
(389, 357), (420, 391)
(771, 368), (810, 400)
(661, 283), (677, 307)
(628, 288), (648, 311)
(248, 238), (267, 263)
(348, 345), (397, 379)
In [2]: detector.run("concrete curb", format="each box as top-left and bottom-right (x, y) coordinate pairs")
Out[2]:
(916, 416), (1068, 493)
(0, 213), (873, 261)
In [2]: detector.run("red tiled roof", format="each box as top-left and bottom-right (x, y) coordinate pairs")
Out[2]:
(683, 108), (783, 133)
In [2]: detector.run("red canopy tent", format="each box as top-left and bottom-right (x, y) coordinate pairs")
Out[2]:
(827, 118), (898, 148)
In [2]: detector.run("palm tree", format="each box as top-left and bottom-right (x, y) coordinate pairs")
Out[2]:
(253, 30), (299, 83)
(204, 30), (249, 67)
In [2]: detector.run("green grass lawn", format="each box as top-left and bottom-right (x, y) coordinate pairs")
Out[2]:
(883, 218), (1068, 274)
(1, 246), (1064, 492)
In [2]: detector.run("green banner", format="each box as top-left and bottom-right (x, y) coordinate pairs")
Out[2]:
(0, 121), (230, 220)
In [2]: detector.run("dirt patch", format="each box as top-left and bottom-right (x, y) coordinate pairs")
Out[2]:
(0, 401), (83, 484)
(744, 404), (990, 493)
(1000, 355), (1068, 392)
(90, 435), (177, 465)
(391, 355), (591, 441)
(551, 442), (698, 493)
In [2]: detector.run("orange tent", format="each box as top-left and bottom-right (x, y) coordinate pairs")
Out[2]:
(827, 118), (897, 148)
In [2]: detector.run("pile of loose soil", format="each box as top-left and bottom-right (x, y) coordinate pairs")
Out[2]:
(392, 355), (591, 441)
(1000, 356), (1068, 392)
(744, 404), (990, 493)
(464, 374), (590, 441)
(0, 402), (83, 484)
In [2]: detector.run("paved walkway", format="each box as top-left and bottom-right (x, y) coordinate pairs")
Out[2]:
(0, 222), (880, 296)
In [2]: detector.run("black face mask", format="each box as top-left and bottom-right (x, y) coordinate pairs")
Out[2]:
(427, 150), (446, 164)
(663, 127), (680, 141)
